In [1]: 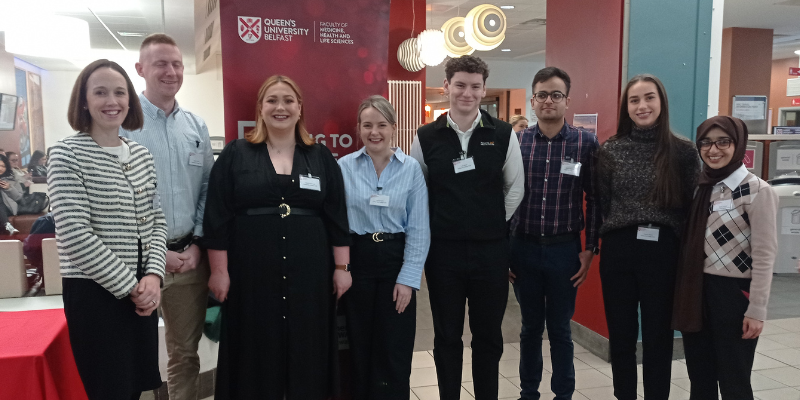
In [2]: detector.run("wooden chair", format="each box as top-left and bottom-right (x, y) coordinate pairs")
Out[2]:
(0, 240), (27, 298)
(41, 238), (61, 295)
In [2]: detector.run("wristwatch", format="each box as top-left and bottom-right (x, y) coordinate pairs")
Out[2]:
(335, 264), (351, 272)
(592, 246), (601, 255)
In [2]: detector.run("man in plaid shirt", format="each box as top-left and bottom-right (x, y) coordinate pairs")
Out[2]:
(508, 67), (601, 400)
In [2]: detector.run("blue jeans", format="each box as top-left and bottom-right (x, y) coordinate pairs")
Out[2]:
(510, 236), (581, 400)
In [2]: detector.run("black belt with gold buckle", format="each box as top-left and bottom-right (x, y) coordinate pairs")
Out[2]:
(354, 232), (406, 243)
(239, 205), (319, 218)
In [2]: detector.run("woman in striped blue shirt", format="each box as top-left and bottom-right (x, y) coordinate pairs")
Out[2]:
(338, 95), (430, 400)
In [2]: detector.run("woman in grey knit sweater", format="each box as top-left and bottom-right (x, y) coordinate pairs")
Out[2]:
(597, 74), (700, 400)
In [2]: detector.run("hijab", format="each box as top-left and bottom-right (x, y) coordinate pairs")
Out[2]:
(672, 116), (748, 332)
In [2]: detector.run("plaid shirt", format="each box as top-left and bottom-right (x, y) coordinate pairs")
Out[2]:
(510, 122), (601, 249)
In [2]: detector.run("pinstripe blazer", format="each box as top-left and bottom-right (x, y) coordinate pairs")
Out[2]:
(47, 133), (168, 299)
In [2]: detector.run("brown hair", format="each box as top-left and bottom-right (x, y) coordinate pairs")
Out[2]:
(67, 59), (143, 133)
(246, 75), (314, 146)
(445, 55), (489, 83)
(140, 33), (178, 50)
(610, 74), (685, 209)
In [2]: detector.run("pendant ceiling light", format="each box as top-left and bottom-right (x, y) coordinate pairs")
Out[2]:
(417, 29), (447, 66)
(441, 17), (474, 58)
(464, 4), (507, 51)
(4, 14), (90, 59)
(397, 38), (425, 72)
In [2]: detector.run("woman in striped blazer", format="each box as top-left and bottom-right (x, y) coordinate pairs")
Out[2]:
(47, 59), (168, 400)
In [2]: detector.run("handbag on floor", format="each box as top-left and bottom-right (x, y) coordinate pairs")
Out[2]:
(17, 193), (49, 215)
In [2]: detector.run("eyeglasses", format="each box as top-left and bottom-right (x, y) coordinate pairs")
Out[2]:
(697, 138), (733, 150)
(533, 91), (566, 103)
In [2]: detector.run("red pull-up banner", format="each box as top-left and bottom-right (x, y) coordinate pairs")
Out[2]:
(220, 0), (392, 158)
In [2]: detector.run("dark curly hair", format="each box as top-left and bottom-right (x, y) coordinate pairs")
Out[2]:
(444, 55), (489, 83)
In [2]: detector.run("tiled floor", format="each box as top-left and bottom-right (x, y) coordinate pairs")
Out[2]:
(146, 274), (800, 399)
(410, 319), (800, 399)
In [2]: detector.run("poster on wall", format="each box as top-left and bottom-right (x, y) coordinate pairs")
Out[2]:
(0, 94), (16, 130)
(573, 113), (598, 134)
(776, 149), (800, 170)
(732, 96), (767, 121)
(744, 149), (755, 169)
(781, 207), (800, 235)
(219, 0), (392, 158)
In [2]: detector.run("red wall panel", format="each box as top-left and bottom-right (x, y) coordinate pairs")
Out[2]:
(546, 0), (626, 338)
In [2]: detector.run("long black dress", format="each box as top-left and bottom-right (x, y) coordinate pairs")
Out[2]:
(204, 139), (351, 400)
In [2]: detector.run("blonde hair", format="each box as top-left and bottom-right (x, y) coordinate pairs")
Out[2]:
(357, 95), (397, 125)
(246, 75), (315, 146)
(510, 114), (528, 126)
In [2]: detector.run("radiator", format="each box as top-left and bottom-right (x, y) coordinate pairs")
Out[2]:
(388, 80), (422, 154)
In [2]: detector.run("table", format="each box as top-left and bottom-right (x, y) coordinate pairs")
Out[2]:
(0, 308), (88, 400)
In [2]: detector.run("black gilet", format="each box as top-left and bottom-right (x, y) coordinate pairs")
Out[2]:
(416, 110), (512, 241)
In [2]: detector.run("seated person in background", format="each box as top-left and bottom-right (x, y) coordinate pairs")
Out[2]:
(28, 150), (47, 183)
(6, 152), (33, 194)
(0, 154), (22, 234)
(24, 212), (55, 287)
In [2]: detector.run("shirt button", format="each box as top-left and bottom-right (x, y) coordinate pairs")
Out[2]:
(283, 256), (286, 259)
(139, 217), (146, 223)
(283, 296), (286, 299)
(541, 215), (545, 219)
(145, 243), (151, 250)
(544, 179), (548, 182)
(283, 316), (286, 319)
(282, 197), (285, 200)
(282, 237), (286, 240)
(546, 160), (550, 163)
(543, 197), (546, 200)
(137, 188), (143, 194)
(283, 276), (287, 279)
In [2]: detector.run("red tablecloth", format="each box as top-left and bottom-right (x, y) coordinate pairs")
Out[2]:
(0, 308), (88, 400)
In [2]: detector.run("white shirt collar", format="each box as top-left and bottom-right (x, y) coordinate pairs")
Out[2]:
(354, 147), (407, 163)
(446, 111), (482, 136)
(717, 164), (749, 190)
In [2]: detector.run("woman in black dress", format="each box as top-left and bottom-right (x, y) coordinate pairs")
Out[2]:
(204, 75), (352, 399)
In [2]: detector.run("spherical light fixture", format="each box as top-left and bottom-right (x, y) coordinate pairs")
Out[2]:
(464, 4), (507, 51)
(397, 38), (424, 72)
(441, 17), (475, 58)
(417, 29), (447, 66)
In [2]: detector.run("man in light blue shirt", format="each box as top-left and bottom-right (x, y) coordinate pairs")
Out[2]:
(120, 33), (214, 400)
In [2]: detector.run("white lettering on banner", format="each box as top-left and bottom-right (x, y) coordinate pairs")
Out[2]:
(261, 18), (310, 42)
(311, 134), (353, 149)
(318, 21), (354, 45)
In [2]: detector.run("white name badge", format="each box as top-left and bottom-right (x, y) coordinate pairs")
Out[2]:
(152, 192), (161, 210)
(369, 194), (390, 207)
(188, 152), (203, 167)
(299, 174), (321, 191)
(560, 160), (582, 176)
(712, 199), (734, 212)
(637, 225), (660, 241)
(453, 157), (476, 174)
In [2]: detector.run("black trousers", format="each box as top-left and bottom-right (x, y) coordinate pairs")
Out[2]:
(599, 225), (678, 400)
(683, 275), (758, 400)
(0, 202), (10, 230)
(426, 238), (509, 400)
(345, 234), (416, 400)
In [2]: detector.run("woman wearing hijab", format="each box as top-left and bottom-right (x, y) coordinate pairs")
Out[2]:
(673, 116), (778, 399)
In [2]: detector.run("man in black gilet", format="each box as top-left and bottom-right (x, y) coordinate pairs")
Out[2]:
(410, 55), (524, 399)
